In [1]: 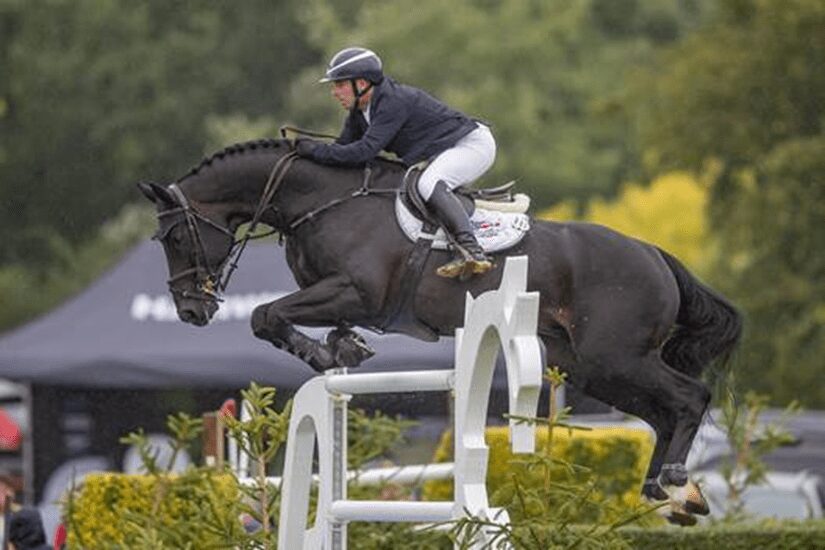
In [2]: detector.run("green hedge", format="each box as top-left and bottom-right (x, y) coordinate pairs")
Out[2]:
(581, 522), (825, 550)
(66, 471), (241, 548)
(423, 425), (654, 505)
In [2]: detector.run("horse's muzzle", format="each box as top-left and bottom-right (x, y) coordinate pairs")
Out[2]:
(177, 299), (218, 326)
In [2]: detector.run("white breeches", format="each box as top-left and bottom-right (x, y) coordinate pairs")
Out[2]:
(417, 124), (496, 201)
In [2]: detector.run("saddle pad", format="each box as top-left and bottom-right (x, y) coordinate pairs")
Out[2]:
(395, 195), (530, 252)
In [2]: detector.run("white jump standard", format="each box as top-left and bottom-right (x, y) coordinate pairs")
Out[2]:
(277, 256), (544, 550)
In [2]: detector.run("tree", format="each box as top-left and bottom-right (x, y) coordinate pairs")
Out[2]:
(539, 171), (713, 277)
(0, 0), (319, 330)
(288, 0), (711, 206)
(714, 137), (825, 405)
(632, 0), (825, 405)
(0, 0), (318, 269)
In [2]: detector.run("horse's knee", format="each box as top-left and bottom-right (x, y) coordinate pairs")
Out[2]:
(251, 304), (288, 340)
(250, 304), (268, 337)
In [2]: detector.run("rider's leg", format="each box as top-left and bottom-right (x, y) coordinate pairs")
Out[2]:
(426, 181), (492, 277)
(418, 124), (496, 278)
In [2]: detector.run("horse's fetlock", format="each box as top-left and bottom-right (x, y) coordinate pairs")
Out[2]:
(642, 478), (669, 501)
(659, 463), (688, 487)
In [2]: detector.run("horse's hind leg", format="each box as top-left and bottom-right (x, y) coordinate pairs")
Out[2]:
(541, 332), (683, 521)
(575, 351), (710, 524)
(251, 275), (374, 372)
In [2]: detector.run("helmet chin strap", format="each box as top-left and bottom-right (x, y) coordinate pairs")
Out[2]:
(349, 79), (373, 115)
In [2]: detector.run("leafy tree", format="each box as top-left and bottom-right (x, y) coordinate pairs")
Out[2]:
(0, 0), (318, 270)
(0, 0), (319, 330)
(289, 0), (711, 206)
(633, 0), (825, 207)
(714, 137), (825, 405)
(539, 171), (713, 276)
(631, 0), (825, 405)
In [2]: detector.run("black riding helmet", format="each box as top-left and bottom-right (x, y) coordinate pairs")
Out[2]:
(320, 47), (384, 84)
(320, 47), (384, 114)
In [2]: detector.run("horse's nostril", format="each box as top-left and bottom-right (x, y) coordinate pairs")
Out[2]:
(179, 308), (197, 323)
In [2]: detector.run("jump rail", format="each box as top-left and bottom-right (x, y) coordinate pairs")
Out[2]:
(277, 256), (543, 550)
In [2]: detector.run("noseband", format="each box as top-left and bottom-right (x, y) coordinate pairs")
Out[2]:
(156, 151), (300, 304)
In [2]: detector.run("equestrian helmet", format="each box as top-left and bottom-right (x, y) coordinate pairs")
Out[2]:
(320, 47), (384, 84)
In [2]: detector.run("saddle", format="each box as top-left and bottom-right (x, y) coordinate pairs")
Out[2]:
(397, 165), (531, 253)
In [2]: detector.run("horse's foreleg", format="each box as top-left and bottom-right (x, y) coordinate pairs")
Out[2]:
(251, 276), (373, 372)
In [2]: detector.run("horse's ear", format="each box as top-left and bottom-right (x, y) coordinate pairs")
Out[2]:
(137, 182), (157, 203)
(137, 182), (176, 206)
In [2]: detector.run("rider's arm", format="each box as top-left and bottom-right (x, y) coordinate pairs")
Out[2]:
(336, 111), (363, 145)
(310, 98), (409, 166)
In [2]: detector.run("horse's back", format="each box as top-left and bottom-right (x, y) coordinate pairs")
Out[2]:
(522, 218), (680, 349)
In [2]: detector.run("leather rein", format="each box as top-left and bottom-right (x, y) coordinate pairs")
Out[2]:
(156, 142), (391, 304)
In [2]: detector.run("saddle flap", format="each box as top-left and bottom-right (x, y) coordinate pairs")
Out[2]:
(395, 196), (530, 253)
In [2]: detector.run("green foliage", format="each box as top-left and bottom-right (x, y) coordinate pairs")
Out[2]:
(221, 383), (291, 539)
(0, 202), (153, 332)
(632, 0), (825, 406)
(613, 521), (825, 550)
(64, 383), (441, 548)
(66, 471), (242, 549)
(348, 407), (417, 470)
(65, 380), (823, 548)
(540, 170), (714, 276)
(425, 368), (660, 549)
(290, 0), (711, 205)
(0, 0), (318, 266)
(634, 0), (825, 189)
(717, 392), (799, 519)
(714, 137), (825, 405)
(0, 0), (320, 331)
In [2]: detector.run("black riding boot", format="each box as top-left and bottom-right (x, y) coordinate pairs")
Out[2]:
(426, 181), (492, 279)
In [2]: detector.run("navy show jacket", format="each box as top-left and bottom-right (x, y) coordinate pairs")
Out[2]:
(309, 77), (478, 167)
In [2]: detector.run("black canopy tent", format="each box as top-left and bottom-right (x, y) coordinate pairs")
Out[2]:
(0, 241), (460, 506)
(0, 241), (457, 389)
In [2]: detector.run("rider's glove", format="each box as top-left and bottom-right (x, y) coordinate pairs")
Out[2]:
(295, 138), (321, 159)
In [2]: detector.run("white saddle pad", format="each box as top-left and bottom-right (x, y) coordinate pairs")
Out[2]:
(395, 195), (530, 252)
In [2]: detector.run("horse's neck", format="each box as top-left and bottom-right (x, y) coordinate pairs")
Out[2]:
(179, 153), (396, 230)
(179, 151), (287, 224)
(273, 163), (367, 223)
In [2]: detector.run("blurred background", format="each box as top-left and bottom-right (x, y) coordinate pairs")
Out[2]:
(0, 0), (823, 539)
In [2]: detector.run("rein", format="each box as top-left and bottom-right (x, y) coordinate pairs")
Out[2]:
(159, 151), (298, 303)
(159, 145), (394, 301)
(286, 163), (396, 232)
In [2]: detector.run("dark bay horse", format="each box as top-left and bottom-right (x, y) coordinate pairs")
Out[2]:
(138, 138), (741, 524)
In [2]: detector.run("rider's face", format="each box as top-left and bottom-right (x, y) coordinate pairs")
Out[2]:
(331, 79), (370, 110)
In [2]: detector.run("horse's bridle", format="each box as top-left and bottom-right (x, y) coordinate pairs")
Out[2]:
(155, 151), (299, 304)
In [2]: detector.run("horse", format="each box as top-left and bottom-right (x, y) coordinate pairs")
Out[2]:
(138, 138), (741, 525)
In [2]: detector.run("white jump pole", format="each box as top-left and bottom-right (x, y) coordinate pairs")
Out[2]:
(277, 256), (543, 550)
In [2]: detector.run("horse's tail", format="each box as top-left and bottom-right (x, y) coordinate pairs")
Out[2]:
(657, 248), (743, 381)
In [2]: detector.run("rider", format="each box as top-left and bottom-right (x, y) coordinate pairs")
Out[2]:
(294, 46), (495, 279)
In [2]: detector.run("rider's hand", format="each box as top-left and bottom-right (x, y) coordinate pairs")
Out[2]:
(295, 138), (320, 158)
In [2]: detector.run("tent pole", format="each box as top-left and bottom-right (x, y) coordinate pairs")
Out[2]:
(22, 383), (34, 506)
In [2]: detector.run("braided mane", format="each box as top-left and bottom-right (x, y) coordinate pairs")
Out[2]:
(176, 136), (410, 187)
(177, 138), (284, 183)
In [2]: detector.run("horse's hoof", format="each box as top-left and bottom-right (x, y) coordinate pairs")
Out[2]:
(327, 329), (375, 368)
(682, 480), (710, 516)
(643, 496), (698, 527)
(665, 508), (698, 527)
(301, 347), (337, 373)
(662, 480), (710, 517)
